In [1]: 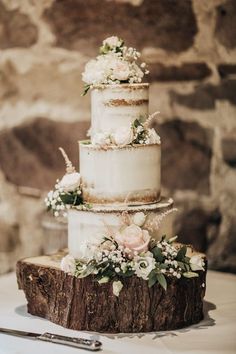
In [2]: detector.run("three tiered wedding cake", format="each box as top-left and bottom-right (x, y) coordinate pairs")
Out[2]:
(43, 36), (207, 333)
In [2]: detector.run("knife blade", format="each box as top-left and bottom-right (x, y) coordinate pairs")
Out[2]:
(0, 327), (102, 351)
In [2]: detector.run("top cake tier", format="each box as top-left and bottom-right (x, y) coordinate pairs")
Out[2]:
(90, 83), (149, 138)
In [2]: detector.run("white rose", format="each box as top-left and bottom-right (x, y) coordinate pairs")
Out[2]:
(82, 57), (109, 85)
(61, 255), (76, 275)
(103, 36), (121, 48)
(112, 280), (123, 296)
(190, 255), (205, 271)
(113, 126), (134, 146)
(133, 254), (156, 280)
(133, 212), (146, 227)
(148, 128), (161, 144)
(91, 132), (111, 146)
(112, 59), (130, 81)
(59, 172), (81, 192)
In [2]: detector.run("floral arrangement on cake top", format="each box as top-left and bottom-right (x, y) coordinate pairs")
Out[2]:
(45, 148), (89, 217)
(61, 211), (205, 296)
(90, 111), (161, 148)
(82, 36), (149, 95)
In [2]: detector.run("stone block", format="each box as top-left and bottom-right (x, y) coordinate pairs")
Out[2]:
(222, 137), (236, 167)
(0, 61), (18, 100)
(174, 207), (222, 253)
(154, 119), (213, 194)
(0, 1), (38, 49)
(43, 0), (197, 54)
(149, 63), (211, 82)
(170, 80), (236, 110)
(218, 64), (236, 79)
(0, 222), (20, 253)
(0, 118), (90, 190)
(215, 0), (236, 49)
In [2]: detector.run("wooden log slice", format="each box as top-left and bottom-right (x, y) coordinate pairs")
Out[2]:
(16, 249), (207, 333)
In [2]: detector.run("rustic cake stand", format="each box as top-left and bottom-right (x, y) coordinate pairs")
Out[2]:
(16, 249), (206, 333)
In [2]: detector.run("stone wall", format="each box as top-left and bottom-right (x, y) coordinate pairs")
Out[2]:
(0, 0), (236, 274)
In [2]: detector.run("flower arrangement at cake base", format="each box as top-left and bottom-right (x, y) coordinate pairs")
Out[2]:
(61, 234), (205, 297)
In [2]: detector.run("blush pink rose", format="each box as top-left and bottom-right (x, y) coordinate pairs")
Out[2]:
(115, 224), (150, 256)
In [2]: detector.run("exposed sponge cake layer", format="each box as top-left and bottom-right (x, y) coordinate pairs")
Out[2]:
(79, 141), (161, 205)
(91, 83), (149, 137)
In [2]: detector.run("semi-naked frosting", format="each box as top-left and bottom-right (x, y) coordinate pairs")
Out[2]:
(79, 142), (161, 205)
(68, 198), (175, 259)
(90, 84), (149, 137)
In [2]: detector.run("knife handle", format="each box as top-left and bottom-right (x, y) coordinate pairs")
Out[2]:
(38, 332), (102, 351)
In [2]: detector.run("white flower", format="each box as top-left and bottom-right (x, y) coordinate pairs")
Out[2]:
(47, 190), (54, 200)
(148, 128), (161, 144)
(190, 255), (205, 271)
(133, 255), (156, 280)
(59, 172), (81, 192)
(111, 59), (130, 81)
(103, 36), (122, 48)
(80, 235), (103, 261)
(82, 59), (106, 85)
(61, 255), (76, 275)
(113, 126), (134, 146)
(133, 212), (146, 227)
(82, 55), (114, 85)
(112, 280), (123, 296)
(131, 63), (144, 81)
(91, 132), (111, 146)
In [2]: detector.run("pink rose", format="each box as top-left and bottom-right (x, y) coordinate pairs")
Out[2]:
(115, 224), (150, 256)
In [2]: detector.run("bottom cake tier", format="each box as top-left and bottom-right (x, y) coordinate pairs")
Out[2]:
(16, 249), (206, 333)
(68, 197), (175, 259)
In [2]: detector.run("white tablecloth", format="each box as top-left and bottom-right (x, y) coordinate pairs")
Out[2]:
(0, 270), (236, 354)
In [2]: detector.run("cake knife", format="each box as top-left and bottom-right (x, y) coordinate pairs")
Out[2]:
(0, 327), (102, 351)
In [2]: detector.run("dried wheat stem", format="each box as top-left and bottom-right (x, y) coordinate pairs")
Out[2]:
(59, 147), (75, 174)
(143, 111), (160, 129)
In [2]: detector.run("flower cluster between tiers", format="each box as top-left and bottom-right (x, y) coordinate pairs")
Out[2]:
(61, 212), (205, 296)
(91, 117), (160, 147)
(82, 36), (149, 95)
(45, 149), (89, 217)
(45, 177), (83, 217)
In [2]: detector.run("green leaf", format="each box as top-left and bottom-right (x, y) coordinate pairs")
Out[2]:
(60, 192), (83, 206)
(183, 271), (199, 278)
(156, 273), (167, 291)
(81, 84), (90, 96)
(133, 119), (142, 128)
(148, 270), (157, 288)
(77, 263), (95, 278)
(98, 276), (109, 284)
(176, 245), (187, 261)
(152, 246), (164, 262)
(177, 261), (187, 271)
(120, 270), (135, 278)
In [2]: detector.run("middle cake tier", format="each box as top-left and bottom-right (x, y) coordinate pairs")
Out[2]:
(79, 141), (161, 205)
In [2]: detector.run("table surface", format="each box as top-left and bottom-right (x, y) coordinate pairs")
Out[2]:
(0, 270), (236, 354)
